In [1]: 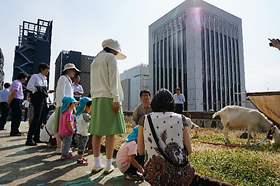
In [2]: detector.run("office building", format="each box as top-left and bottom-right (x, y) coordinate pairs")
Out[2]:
(149, 0), (245, 111)
(120, 64), (149, 112)
(54, 50), (94, 97)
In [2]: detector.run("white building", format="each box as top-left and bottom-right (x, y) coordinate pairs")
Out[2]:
(149, 0), (246, 111)
(120, 64), (149, 112)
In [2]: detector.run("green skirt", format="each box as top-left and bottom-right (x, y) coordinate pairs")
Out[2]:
(89, 97), (126, 136)
(53, 107), (62, 133)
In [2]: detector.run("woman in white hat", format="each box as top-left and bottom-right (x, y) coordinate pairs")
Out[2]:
(89, 39), (126, 173)
(53, 63), (80, 154)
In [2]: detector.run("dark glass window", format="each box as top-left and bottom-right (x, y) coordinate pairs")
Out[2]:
(206, 28), (211, 110)
(178, 30), (182, 90)
(232, 38), (237, 105)
(220, 34), (225, 107)
(202, 27), (206, 111)
(164, 38), (168, 89)
(236, 39), (241, 106)
(160, 40), (163, 89)
(215, 32), (221, 110)
(169, 35), (172, 91)
(173, 33), (177, 92)
(211, 30), (216, 111)
(224, 35), (229, 105)
(183, 28), (187, 110)
(153, 44), (156, 95)
(156, 42), (159, 92)
(228, 36), (233, 105)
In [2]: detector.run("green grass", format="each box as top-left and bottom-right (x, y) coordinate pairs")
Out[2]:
(189, 148), (280, 186)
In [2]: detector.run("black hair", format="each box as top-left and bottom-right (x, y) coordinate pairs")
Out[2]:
(140, 89), (151, 97)
(16, 72), (28, 80)
(4, 83), (10, 88)
(151, 88), (174, 112)
(74, 74), (80, 79)
(104, 47), (111, 53)
(86, 101), (92, 107)
(38, 63), (50, 72)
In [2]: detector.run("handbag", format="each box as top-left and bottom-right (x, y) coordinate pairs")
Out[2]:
(147, 114), (188, 167)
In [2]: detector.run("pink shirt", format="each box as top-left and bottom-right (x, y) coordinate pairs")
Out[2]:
(59, 110), (74, 135)
(116, 141), (137, 173)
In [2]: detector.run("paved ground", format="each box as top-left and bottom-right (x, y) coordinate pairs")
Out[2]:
(0, 121), (150, 186)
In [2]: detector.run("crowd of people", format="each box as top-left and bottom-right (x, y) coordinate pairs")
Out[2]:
(0, 39), (194, 185)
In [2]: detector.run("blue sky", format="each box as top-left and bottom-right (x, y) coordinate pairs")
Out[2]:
(1, 0), (280, 93)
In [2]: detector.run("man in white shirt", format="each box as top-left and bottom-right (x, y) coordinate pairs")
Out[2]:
(72, 75), (84, 101)
(0, 83), (11, 130)
(173, 87), (185, 114)
(22, 93), (30, 122)
(26, 63), (54, 146)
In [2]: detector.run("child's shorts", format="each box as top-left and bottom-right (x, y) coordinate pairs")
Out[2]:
(74, 133), (89, 155)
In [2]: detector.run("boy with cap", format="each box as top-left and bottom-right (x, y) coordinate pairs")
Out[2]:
(116, 125), (144, 180)
(74, 97), (92, 166)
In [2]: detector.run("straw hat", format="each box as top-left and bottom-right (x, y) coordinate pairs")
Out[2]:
(62, 63), (80, 72)
(102, 39), (126, 60)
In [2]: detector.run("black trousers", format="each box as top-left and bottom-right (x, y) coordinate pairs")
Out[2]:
(10, 99), (22, 134)
(24, 108), (28, 121)
(125, 154), (144, 174)
(0, 102), (10, 129)
(175, 104), (183, 114)
(27, 102), (46, 141)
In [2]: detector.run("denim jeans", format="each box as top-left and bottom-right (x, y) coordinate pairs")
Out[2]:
(60, 134), (73, 156)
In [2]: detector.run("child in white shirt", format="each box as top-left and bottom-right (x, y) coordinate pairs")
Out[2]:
(75, 97), (92, 166)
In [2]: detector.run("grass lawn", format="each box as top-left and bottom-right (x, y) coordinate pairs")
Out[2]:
(104, 116), (280, 186)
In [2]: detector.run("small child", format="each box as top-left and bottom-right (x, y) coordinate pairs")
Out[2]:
(116, 125), (144, 180)
(59, 96), (78, 159)
(22, 94), (30, 122)
(74, 97), (92, 166)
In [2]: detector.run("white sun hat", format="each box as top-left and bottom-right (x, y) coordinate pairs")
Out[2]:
(62, 63), (81, 72)
(102, 39), (126, 60)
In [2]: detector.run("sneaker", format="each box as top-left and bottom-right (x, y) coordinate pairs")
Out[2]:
(55, 149), (62, 154)
(84, 148), (89, 153)
(92, 165), (104, 173)
(60, 153), (73, 160)
(125, 173), (143, 181)
(69, 148), (73, 153)
(104, 165), (114, 174)
(88, 150), (93, 155)
(77, 159), (88, 166)
(82, 157), (88, 161)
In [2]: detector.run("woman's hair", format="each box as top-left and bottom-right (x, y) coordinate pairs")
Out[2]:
(103, 47), (111, 53)
(151, 88), (174, 112)
(16, 72), (28, 80)
(38, 63), (50, 72)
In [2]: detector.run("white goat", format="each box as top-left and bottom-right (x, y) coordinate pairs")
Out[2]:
(185, 117), (199, 134)
(212, 105), (280, 145)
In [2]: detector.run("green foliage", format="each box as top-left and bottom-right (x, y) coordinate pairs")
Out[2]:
(189, 147), (280, 186)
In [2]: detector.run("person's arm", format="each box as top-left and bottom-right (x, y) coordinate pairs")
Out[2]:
(132, 106), (139, 127)
(183, 126), (192, 156)
(27, 74), (37, 93)
(137, 116), (145, 156)
(107, 54), (120, 113)
(128, 155), (144, 174)
(66, 121), (75, 134)
(56, 76), (66, 105)
(7, 90), (17, 107)
(182, 94), (186, 104)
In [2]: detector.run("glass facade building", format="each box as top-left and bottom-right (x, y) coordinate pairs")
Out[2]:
(149, 0), (245, 111)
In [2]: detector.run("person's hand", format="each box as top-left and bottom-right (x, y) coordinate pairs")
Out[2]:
(48, 90), (55, 93)
(132, 121), (137, 128)
(112, 102), (120, 113)
(71, 129), (75, 134)
(6, 101), (10, 108)
(269, 38), (280, 50)
(139, 167), (144, 175)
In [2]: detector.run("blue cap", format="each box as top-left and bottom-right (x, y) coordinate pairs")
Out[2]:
(76, 97), (92, 117)
(61, 96), (78, 114)
(126, 125), (139, 142)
